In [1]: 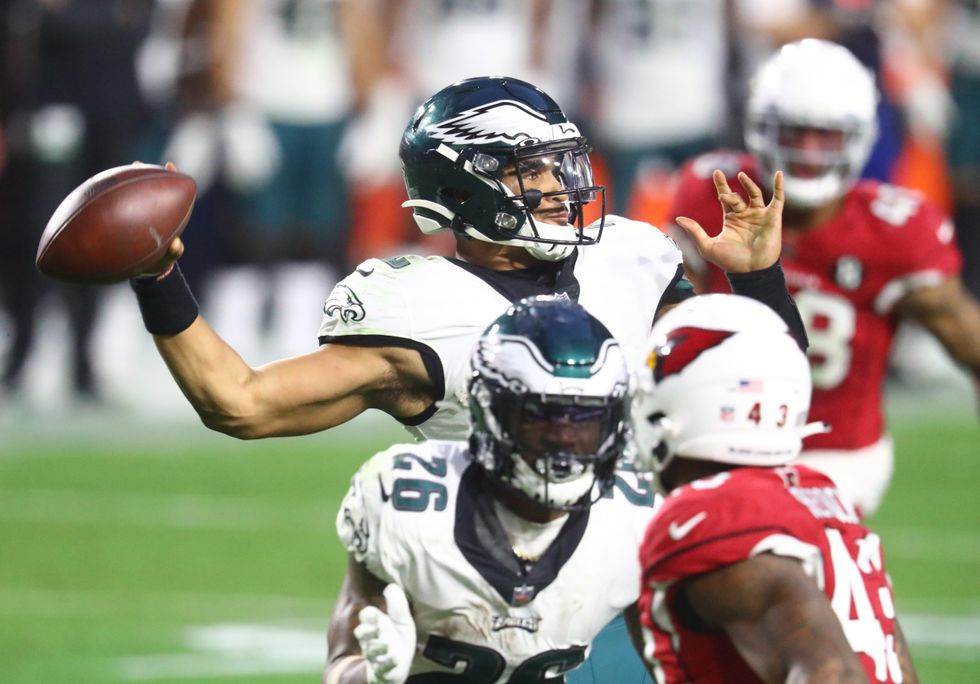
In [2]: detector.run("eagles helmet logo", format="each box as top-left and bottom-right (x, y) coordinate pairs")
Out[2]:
(429, 100), (580, 147)
(324, 284), (366, 324)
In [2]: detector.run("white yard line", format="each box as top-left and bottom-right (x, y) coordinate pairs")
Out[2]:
(0, 488), (337, 532)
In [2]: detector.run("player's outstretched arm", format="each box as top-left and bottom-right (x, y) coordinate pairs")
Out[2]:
(133, 246), (432, 439)
(325, 557), (416, 684)
(683, 553), (867, 683)
(895, 276), (980, 398)
(674, 170), (784, 274)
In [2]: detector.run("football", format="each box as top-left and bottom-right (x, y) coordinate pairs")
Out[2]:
(35, 164), (197, 284)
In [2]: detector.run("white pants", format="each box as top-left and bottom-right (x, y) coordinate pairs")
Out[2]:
(794, 436), (895, 518)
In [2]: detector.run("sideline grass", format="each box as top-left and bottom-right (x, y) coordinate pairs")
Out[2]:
(0, 407), (976, 682)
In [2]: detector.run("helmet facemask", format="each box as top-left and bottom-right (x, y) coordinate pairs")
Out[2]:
(400, 77), (606, 262)
(744, 39), (879, 209)
(467, 295), (630, 510)
(470, 379), (626, 510)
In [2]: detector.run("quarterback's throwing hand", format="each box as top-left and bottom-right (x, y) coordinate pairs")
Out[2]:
(675, 169), (784, 273)
(354, 584), (416, 684)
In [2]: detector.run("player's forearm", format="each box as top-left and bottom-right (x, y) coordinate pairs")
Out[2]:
(323, 655), (368, 684)
(151, 316), (267, 436)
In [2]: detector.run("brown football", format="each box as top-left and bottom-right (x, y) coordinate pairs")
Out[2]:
(36, 164), (197, 284)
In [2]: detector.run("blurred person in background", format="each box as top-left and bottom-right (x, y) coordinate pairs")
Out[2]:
(630, 294), (918, 684)
(943, 0), (980, 301)
(584, 0), (740, 224)
(338, 0), (588, 266)
(0, 0), (153, 403)
(136, 0), (374, 362)
(670, 39), (980, 517)
(325, 297), (655, 684)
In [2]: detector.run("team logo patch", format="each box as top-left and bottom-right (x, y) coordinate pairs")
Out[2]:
(511, 584), (536, 606)
(834, 255), (863, 290)
(492, 616), (541, 633)
(648, 327), (734, 383)
(428, 100), (577, 146)
(323, 284), (366, 323)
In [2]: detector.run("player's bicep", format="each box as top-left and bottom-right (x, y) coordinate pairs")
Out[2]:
(895, 277), (980, 369)
(236, 342), (428, 438)
(684, 553), (863, 683)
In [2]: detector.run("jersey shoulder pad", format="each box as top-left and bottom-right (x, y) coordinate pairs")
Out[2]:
(848, 181), (962, 279)
(639, 469), (813, 581)
(597, 215), (683, 264)
(335, 444), (407, 574)
(318, 254), (445, 339)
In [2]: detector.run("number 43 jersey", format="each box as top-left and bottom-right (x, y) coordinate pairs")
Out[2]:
(638, 465), (903, 684)
(337, 441), (658, 682)
(671, 151), (962, 451)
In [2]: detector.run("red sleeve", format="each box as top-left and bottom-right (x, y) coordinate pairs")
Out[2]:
(639, 470), (818, 583)
(900, 200), (962, 278)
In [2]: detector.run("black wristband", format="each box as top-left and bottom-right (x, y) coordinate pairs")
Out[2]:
(727, 260), (809, 351)
(130, 263), (200, 336)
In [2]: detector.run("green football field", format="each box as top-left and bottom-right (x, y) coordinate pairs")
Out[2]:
(1, 394), (977, 683)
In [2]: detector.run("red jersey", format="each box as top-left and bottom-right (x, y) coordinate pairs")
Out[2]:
(638, 465), (903, 684)
(671, 151), (962, 449)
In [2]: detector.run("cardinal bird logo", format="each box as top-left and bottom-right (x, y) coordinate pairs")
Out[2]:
(649, 327), (734, 383)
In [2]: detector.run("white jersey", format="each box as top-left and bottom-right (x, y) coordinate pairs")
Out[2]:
(337, 441), (658, 682)
(318, 217), (684, 440)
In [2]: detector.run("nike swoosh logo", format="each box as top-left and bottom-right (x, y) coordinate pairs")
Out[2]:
(356, 267), (374, 277)
(668, 511), (707, 540)
(378, 475), (390, 502)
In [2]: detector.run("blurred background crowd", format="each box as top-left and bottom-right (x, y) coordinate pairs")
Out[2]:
(0, 0), (977, 416)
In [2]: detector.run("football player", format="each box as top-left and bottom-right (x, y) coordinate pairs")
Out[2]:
(669, 39), (980, 516)
(128, 76), (801, 682)
(324, 296), (654, 684)
(630, 294), (919, 684)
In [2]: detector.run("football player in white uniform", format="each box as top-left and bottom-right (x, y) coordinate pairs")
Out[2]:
(324, 297), (656, 684)
(128, 76), (802, 682)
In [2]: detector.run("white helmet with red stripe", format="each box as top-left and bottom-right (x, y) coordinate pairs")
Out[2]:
(631, 295), (824, 473)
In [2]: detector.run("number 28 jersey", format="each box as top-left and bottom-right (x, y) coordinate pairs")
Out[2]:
(337, 441), (658, 682)
(638, 465), (903, 684)
(671, 151), (962, 450)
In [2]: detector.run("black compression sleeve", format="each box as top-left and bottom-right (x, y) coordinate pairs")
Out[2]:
(727, 260), (809, 351)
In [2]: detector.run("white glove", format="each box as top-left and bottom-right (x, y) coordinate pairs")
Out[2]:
(354, 584), (416, 684)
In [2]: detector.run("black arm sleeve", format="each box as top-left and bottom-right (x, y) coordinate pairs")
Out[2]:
(727, 260), (809, 351)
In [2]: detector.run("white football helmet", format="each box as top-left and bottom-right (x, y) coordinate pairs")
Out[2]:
(469, 296), (629, 510)
(631, 295), (825, 474)
(745, 39), (879, 208)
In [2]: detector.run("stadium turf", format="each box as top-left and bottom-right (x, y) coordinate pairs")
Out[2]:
(0, 403), (976, 683)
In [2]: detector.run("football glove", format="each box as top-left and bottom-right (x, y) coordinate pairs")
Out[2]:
(354, 584), (416, 684)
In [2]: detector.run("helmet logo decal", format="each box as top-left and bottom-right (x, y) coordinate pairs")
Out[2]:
(429, 100), (565, 146)
(650, 327), (734, 383)
(323, 284), (366, 324)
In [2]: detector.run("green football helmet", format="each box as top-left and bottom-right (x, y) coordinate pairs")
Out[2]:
(400, 76), (606, 262)
(468, 296), (629, 510)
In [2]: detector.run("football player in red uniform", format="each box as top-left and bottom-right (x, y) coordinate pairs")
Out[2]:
(670, 39), (980, 516)
(630, 294), (918, 684)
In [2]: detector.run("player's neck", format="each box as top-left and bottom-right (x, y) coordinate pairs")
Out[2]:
(487, 480), (567, 523)
(783, 197), (845, 233)
(455, 236), (541, 271)
(663, 458), (735, 492)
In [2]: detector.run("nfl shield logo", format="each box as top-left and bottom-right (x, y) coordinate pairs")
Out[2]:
(512, 584), (536, 606)
(721, 406), (735, 422)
